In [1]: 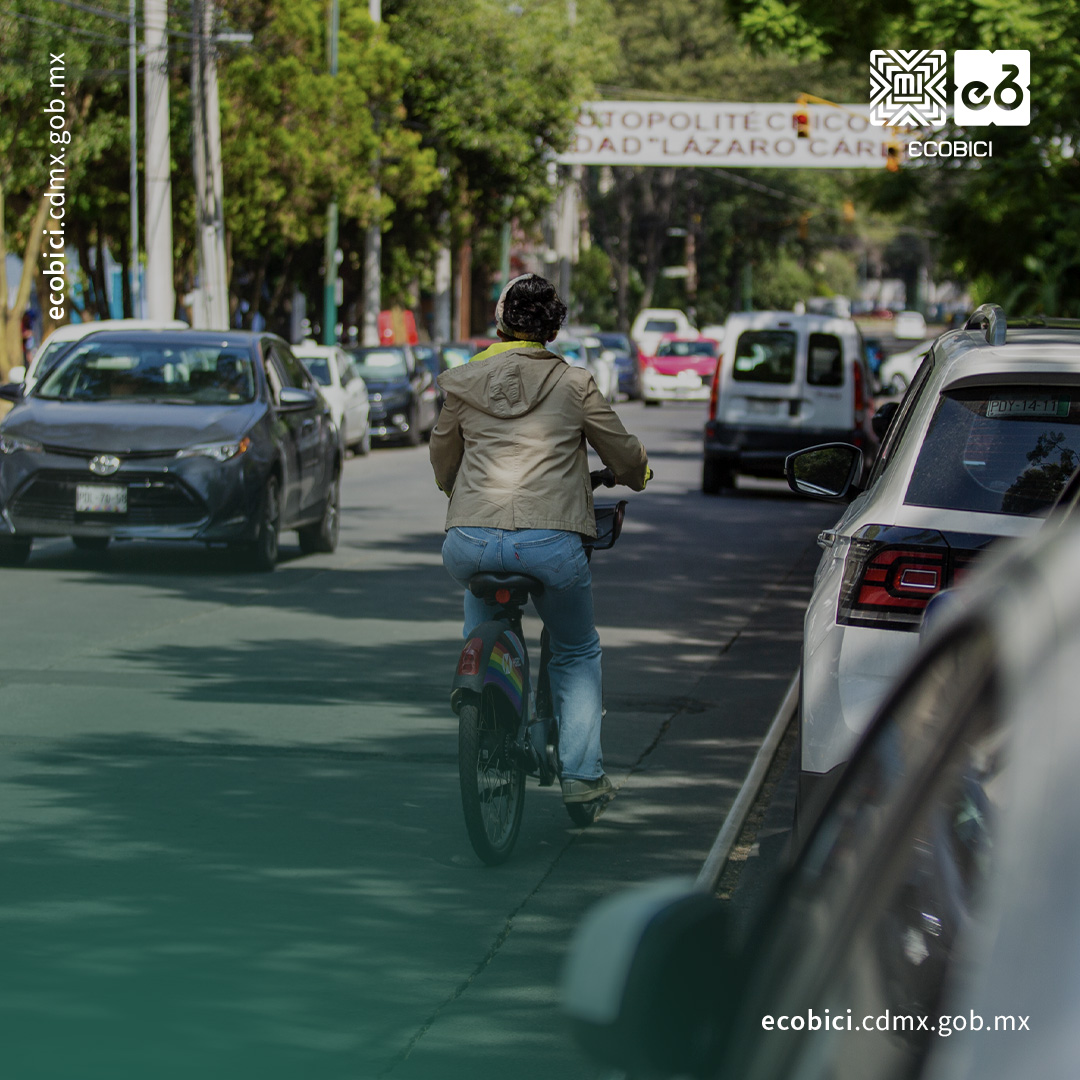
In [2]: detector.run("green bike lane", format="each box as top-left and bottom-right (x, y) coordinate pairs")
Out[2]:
(0, 403), (836, 1078)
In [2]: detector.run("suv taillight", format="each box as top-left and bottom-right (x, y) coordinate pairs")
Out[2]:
(837, 528), (955, 631)
(708, 356), (722, 421)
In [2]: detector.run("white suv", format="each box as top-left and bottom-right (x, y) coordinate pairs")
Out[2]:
(787, 305), (1080, 822)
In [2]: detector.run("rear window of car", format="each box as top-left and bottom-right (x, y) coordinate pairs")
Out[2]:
(906, 386), (1080, 516)
(807, 333), (843, 387)
(299, 357), (332, 386)
(731, 330), (796, 384)
(644, 319), (678, 333)
(656, 340), (715, 357)
(347, 348), (408, 378)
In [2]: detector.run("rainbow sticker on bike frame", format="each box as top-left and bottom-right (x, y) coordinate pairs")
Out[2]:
(486, 633), (525, 714)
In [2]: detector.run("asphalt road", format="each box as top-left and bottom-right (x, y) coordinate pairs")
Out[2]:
(0, 400), (838, 1079)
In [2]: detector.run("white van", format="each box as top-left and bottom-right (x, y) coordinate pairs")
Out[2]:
(630, 307), (693, 358)
(702, 311), (871, 492)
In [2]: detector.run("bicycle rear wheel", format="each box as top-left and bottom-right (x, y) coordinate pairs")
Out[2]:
(458, 691), (525, 865)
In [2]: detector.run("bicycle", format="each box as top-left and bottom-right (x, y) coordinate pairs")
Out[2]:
(450, 468), (630, 865)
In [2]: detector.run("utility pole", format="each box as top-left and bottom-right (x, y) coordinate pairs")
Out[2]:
(128, 0), (140, 317)
(323, 0), (340, 345)
(143, 0), (175, 320)
(362, 0), (382, 346)
(191, 0), (229, 329)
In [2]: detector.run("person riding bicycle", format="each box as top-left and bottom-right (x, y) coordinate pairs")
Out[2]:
(430, 273), (650, 805)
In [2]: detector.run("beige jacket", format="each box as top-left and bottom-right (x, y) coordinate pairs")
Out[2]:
(429, 345), (649, 537)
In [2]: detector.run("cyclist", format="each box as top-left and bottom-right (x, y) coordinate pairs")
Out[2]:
(430, 273), (650, 806)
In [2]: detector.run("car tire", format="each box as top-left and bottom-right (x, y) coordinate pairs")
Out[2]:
(643, 398), (661, 408)
(298, 474), (340, 555)
(72, 536), (110, 551)
(702, 459), (733, 495)
(242, 475), (281, 572)
(356, 426), (371, 456)
(0, 537), (32, 566)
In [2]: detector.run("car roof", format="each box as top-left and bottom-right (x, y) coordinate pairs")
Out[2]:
(724, 310), (858, 333)
(291, 343), (339, 357)
(931, 325), (1080, 391)
(53, 329), (272, 348)
(37, 318), (189, 346)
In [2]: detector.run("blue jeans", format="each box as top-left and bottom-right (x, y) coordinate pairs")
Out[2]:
(442, 527), (604, 781)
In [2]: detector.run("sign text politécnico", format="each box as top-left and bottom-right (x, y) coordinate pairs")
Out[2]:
(558, 102), (891, 168)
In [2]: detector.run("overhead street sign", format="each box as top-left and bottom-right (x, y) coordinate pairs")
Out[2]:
(559, 102), (891, 168)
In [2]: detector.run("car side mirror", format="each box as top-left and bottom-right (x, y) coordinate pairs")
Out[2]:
(785, 443), (864, 501)
(0, 382), (25, 404)
(563, 880), (737, 1078)
(872, 400), (900, 442)
(278, 386), (318, 409)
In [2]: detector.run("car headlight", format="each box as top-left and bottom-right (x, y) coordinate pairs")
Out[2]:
(176, 436), (251, 462)
(0, 433), (43, 455)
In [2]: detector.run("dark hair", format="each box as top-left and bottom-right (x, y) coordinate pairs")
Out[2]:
(502, 275), (567, 343)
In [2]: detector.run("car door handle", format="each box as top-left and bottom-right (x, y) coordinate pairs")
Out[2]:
(818, 529), (838, 549)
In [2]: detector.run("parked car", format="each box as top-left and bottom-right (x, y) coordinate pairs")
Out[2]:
(784, 305), (1080, 823)
(878, 336), (937, 396)
(566, 506), (1076, 1080)
(641, 334), (720, 406)
(0, 329), (341, 569)
(595, 331), (642, 399)
(554, 334), (616, 401)
(10, 318), (190, 391)
(292, 341), (371, 455)
(894, 309), (929, 339)
(345, 344), (438, 446)
(439, 342), (476, 370)
(702, 311), (871, 493)
(630, 307), (694, 359)
(411, 343), (447, 413)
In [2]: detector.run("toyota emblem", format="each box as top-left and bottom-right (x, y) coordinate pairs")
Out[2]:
(89, 454), (121, 476)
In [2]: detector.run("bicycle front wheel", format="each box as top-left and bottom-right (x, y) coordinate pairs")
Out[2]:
(458, 692), (525, 865)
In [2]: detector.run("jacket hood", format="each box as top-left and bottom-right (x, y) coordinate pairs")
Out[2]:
(437, 347), (569, 419)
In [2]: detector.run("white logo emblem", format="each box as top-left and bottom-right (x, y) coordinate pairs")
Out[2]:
(89, 454), (121, 476)
(954, 50), (1030, 126)
(870, 50), (947, 128)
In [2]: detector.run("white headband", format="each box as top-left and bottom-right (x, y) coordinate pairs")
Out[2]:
(494, 273), (538, 337)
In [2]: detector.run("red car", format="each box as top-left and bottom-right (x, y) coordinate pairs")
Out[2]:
(641, 334), (721, 406)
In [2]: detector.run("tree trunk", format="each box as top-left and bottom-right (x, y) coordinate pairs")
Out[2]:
(639, 168), (677, 312)
(1, 191), (52, 379)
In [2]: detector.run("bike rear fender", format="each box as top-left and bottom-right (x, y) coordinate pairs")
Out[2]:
(451, 622), (530, 718)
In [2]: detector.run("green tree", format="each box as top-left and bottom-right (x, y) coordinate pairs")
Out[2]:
(729, 0), (1080, 315)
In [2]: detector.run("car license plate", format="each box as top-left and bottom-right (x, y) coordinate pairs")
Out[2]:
(746, 398), (781, 415)
(76, 484), (127, 514)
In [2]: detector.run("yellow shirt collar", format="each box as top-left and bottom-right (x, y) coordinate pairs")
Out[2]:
(470, 340), (544, 363)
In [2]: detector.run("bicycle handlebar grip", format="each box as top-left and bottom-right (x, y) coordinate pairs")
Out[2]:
(590, 468), (617, 490)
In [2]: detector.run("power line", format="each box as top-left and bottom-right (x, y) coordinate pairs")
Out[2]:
(0, 5), (131, 44)
(48, 0), (196, 39)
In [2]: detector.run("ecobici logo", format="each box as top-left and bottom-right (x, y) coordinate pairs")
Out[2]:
(870, 49), (1030, 161)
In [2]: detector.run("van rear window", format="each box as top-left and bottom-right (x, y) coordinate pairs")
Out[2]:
(906, 387), (1080, 516)
(644, 319), (678, 333)
(732, 330), (796, 384)
(807, 333), (843, 387)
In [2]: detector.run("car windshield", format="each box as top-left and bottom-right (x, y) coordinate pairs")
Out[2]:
(906, 386), (1080, 516)
(656, 340), (714, 357)
(348, 348), (408, 378)
(597, 333), (631, 352)
(34, 340), (257, 404)
(297, 356), (332, 386)
(644, 319), (678, 334)
(732, 330), (797, 383)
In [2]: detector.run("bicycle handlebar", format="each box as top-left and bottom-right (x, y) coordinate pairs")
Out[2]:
(590, 468), (617, 490)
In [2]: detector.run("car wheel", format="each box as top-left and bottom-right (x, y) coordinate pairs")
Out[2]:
(72, 536), (110, 551)
(0, 537), (32, 566)
(356, 426), (371, 456)
(702, 458), (733, 495)
(405, 406), (422, 447)
(242, 475), (281, 572)
(643, 398), (661, 408)
(298, 474), (340, 555)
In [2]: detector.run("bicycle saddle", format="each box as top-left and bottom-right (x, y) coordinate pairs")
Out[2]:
(468, 572), (544, 605)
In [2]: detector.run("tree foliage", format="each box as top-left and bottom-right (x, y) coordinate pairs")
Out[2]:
(729, 0), (1080, 315)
